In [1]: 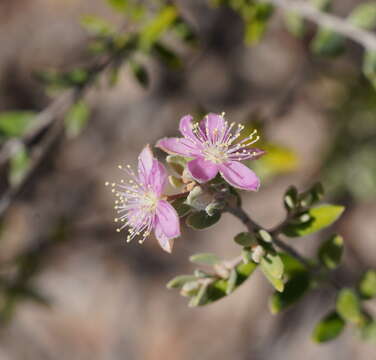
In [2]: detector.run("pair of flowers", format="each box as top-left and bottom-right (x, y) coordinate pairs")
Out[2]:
(111, 113), (264, 253)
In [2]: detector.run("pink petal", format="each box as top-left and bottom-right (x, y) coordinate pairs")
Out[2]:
(138, 145), (154, 185)
(200, 113), (226, 142)
(187, 157), (219, 183)
(156, 137), (200, 157)
(154, 225), (175, 253)
(179, 114), (195, 139)
(155, 200), (180, 252)
(149, 160), (167, 196)
(219, 161), (260, 191)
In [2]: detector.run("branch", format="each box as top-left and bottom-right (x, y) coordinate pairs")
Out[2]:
(266, 0), (376, 51)
(225, 204), (313, 269)
(0, 26), (132, 218)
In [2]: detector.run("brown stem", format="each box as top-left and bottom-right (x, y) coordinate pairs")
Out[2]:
(166, 191), (190, 201)
(225, 204), (313, 269)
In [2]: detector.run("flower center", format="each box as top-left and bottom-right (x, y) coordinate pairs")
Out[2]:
(140, 191), (159, 212)
(203, 145), (228, 164)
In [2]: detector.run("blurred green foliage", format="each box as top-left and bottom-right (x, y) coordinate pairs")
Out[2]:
(0, 111), (35, 141)
(322, 81), (376, 200)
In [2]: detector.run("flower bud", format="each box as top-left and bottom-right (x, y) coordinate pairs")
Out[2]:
(185, 186), (214, 211)
(251, 245), (265, 263)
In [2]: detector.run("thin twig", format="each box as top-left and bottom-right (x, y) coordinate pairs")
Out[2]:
(0, 26), (132, 218)
(225, 204), (313, 269)
(266, 0), (376, 51)
(225, 204), (348, 292)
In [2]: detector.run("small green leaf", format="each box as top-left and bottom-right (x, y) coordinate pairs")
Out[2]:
(106, 0), (145, 20)
(261, 253), (284, 279)
(284, 12), (305, 38)
(283, 185), (298, 211)
(167, 275), (197, 289)
(234, 232), (255, 247)
(186, 211), (221, 230)
(181, 281), (200, 297)
(9, 144), (30, 186)
(282, 204), (345, 237)
(280, 253), (307, 275)
(261, 268), (285, 292)
(80, 15), (114, 36)
(0, 111), (35, 137)
(311, 29), (345, 57)
(194, 269), (209, 278)
(171, 198), (191, 218)
(243, 3), (274, 45)
(269, 272), (311, 314)
(152, 42), (182, 69)
(261, 253), (285, 292)
(139, 6), (178, 51)
(189, 253), (221, 266)
(318, 234), (344, 269)
(66, 68), (89, 86)
(194, 261), (258, 306)
(348, 3), (376, 30)
(172, 18), (197, 45)
(107, 0), (129, 12)
(189, 283), (209, 307)
(363, 51), (376, 90)
(336, 288), (363, 324)
(299, 182), (324, 207)
(129, 62), (149, 88)
(65, 101), (90, 138)
(358, 270), (376, 300)
(226, 269), (238, 295)
(312, 311), (345, 343)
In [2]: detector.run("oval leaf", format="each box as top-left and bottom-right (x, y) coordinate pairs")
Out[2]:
(348, 3), (376, 30)
(226, 269), (238, 295)
(318, 234), (344, 269)
(282, 204), (345, 237)
(261, 253), (284, 279)
(193, 261), (258, 306)
(358, 270), (376, 300)
(311, 29), (345, 57)
(269, 272), (311, 314)
(336, 288), (362, 324)
(65, 101), (90, 138)
(0, 111), (35, 137)
(171, 198), (191, 218)
(186, 211), (221, 230)
(260, 253), (285, 292)
(284, 12), (305, 38)
(234, 232), (255, 247)
(167, 275), (197, 289)
(9, 144), (30, 186)
(312, 311), (345, 343)
(189, 253), (221, 266)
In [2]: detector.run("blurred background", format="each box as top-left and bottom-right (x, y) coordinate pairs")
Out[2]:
(0, 0), (375, 359)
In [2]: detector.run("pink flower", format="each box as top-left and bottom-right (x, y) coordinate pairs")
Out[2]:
(157, 113), (265, 191)
(108, 145), (180, 253)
